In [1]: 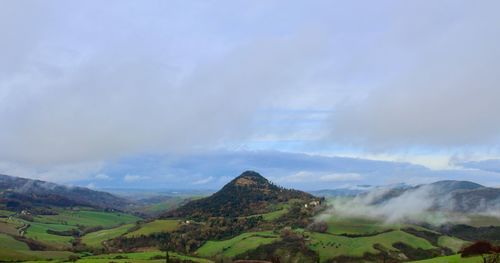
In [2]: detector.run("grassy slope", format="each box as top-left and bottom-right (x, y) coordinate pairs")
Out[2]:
(82, 223), (135, 248)
(84, 251), (214, 263)
(139, 197), (187, 214)
(262, 206), (289, 221)
(0, 233), (29, 250)
(0, 209), (14, 216)
(308, 230), (436, 262)
(196, 231), (279, 258)
(0, 218), (23, 236)
(437, 236), (469, 253)
(34, 210), (139, 227)
(0, 233), (73, 261)
(409, 254), (483, 263)
(125, 219), (179, 237)
(24, 221), (75, 247)
(325, 217), (397, 235)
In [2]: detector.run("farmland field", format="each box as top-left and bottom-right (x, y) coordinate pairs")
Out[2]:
(84, 251), (214, 263)
(0, 233), (74, 261)
(325, 216), (397, 235)
(23, 221), (75, 248)
(308, 230), (436, 262)
(409, 254), (483, 262)
(33, 209), (140, 227)
(125, 219), (180, 237)
(196, 231), (279, 258)
(437, 236), (469, 253)
(81, 223), (135, 248)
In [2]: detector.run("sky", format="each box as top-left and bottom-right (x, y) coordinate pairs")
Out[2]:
(1, 0), (500, 190)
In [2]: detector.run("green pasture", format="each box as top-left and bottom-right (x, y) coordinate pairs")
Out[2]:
(23, 221), (75, 248)
(82, 223), (135, 248)
(125, 219), (179, 237)
(0, 233), (74, 261)
(308, 230), (436, 262)
(409, 254), (483, 263)
(325, 216), (397, 235)
(34, 209), (140, 227)
(437, 236), (469, 253)
(196, 231), (279, 258)
(84, 251), (213, 263)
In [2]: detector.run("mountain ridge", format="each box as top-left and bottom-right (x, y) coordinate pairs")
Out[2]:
(164, 170), (318, 219)
(0, 173), (130, 211)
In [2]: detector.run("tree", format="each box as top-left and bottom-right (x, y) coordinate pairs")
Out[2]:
(159, 233), (172, 263)
(68, 255), (80, 262)
(461, 241), (500, 263)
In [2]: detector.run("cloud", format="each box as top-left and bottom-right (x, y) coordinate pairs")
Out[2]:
(0, 161), (103, 183)
(192, 176), (214, 185)
(455, 159), (500, 173)
(0, 1), (328, 166)
(94, 173), (111, 180)
(2, 1), (500, 185)
(319, 173), (363, 182)
(318, 185), (477, 225)
(328, 0), (500, 149)
(88, 150), (500, 189)
(123, 174), (150, 183)
(276, 171), (362, 184)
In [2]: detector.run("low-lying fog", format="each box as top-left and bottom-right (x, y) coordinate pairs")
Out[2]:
(317, 185), (500, 226)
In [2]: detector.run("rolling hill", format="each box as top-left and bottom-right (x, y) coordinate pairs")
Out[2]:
(0, 174), (131, 211)
(164, 170), (318, 218)
(364, 180), (500, 214)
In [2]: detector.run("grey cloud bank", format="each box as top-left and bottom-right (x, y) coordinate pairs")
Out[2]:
(1, 1), (500, 186)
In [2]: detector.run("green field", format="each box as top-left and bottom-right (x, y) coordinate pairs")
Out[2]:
(437, 236), (469, 253)
(34, 209), (140, 227)
(0, 209), (14, 217)
(82, 223), (135, 248)
(0, 233), (74, 261)
(409, 254), (483, 263)
(196, 231), (279, 258)
(0, 233), (30, 250)
(84, 251), (214, 263)
(262, 206), (289, 221)
(464, 214), (500, 227)
(140, 197), (187, 214)
(125, 219), (180, 237)
(325, 216), (397, 235)
(308, 230), (436, 262)
(23, 221), (75, 248)
(0, 218), (23, 236)
(21, 210), (140, 248)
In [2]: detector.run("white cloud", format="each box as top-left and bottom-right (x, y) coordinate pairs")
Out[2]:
(0, 161), (103, 183)
(328, 0), (500, 149)
(192, 176), (214, 185)
(319, 173), (362, 182)
(277, 171), (362, 184)
(123, 174), (150, 183)
(0, 1), (328, 166)
(94, 173), (110, 180)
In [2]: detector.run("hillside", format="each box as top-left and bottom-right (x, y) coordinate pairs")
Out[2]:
(0, 174), (130, 211)
(364, 180), (500, 213)
(164, 171), (317, 218)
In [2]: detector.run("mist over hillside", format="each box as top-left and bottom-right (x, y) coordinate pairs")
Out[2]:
(318, 180), (500, 225)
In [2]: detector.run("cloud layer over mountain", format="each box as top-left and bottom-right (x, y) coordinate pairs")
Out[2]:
(1, 1), (500, 186)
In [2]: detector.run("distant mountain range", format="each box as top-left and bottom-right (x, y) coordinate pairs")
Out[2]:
(164, 170), (317, 219)
(1, 172), (498, 216)
(0, 174), (130, 211)
(309, 183), (411, 197)
(362, 180), (500, 214)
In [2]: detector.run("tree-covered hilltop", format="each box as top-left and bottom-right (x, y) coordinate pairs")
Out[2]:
(164, 171), (319, 219)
